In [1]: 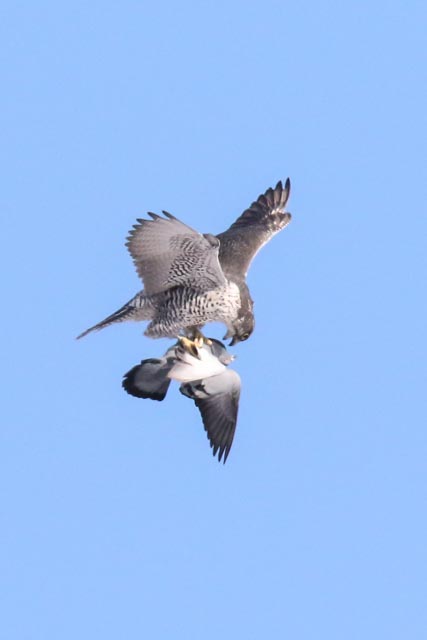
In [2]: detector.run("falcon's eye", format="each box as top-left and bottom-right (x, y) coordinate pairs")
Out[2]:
(241, 332), (250, 341)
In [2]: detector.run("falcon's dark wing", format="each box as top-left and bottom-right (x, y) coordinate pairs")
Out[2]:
(180, 369), (241, 463)
(217, 179), (291, 279)
(127, 212), (227, 296)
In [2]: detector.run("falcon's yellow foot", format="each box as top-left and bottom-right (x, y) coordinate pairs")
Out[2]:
(177, 336), (200, 359)
(190, 329), (212, 348)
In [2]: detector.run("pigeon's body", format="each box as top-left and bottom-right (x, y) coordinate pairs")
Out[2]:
(122, 339), (240, 462)
(78, 179), (291, 344)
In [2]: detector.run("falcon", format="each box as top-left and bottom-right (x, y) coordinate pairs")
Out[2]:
(123, 338), (241, 463)
(77, 179), (291, 345)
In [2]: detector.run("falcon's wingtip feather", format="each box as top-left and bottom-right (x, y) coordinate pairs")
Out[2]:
(162, 210), (177, 220)
(277, 177), (291, 206)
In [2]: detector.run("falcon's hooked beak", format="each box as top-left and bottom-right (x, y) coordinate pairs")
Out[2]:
(223, 327), (234, 343)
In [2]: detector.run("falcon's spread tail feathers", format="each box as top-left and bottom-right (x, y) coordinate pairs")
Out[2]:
(217, 178), (292, 278)
(76, 291), (153, 339)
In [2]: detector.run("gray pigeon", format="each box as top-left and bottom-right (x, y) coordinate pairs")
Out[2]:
(78, 179), (291, 345)
(122, 339), (240, 463)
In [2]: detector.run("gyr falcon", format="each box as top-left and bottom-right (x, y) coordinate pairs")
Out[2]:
(77, 179), (291, 345)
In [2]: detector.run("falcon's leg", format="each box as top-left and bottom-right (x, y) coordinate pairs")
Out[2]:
(186, 327), (212, 347)
(177, 328), (213, 359)
(177, 336), (201, 359)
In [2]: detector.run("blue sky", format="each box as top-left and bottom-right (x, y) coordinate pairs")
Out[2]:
(1, 1), (426, 638)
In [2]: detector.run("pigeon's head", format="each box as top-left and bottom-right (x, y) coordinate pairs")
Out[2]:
(224, 312), (255, 346)
(207, 338), (235, 365)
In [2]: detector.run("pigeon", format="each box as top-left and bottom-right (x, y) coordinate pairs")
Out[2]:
(123, 338), (240, 463)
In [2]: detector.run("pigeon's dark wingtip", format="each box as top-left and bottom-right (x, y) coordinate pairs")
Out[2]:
(212, 443), (230, 464)
(218, 447), (230, 464)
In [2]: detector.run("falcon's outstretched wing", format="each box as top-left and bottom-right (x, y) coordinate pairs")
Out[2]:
(126, 212), (226, 295)
(217, 179), (291, 279)
(180, 369), (241, 463)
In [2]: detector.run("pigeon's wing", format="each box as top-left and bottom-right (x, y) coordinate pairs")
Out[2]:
(180, 369), (241, 463)
(126, 212), (226, 295)
(217, 179), (292, 279)
(122, 357), (172, 401)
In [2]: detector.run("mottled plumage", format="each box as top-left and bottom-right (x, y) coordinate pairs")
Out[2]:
(77, 179), (291, 344)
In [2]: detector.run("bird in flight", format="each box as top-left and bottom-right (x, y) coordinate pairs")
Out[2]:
(77, 179), (292, 346)
(122, 338), (240, 463)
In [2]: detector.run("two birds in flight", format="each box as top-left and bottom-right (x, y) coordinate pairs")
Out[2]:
(78, 179), (292, 462)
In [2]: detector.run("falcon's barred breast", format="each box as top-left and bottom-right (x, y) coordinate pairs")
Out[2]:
(77, 179), (292, 344)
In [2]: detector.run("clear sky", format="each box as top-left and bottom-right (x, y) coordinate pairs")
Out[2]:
(1, 1), (426, 638)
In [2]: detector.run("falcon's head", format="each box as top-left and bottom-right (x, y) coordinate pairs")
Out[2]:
(223, 281), (255, 345)
(224, 311), (255, 346)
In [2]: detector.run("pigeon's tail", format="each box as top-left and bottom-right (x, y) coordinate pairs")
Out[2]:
(122, 358), (172, 401)
(76, 291), (154, 339)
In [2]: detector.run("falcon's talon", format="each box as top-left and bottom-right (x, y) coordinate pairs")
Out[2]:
(194, 336), (204, 349)
(188, 328), (205, 347)
(188, 329), (212, 348)
(178, 336), (201, 359)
